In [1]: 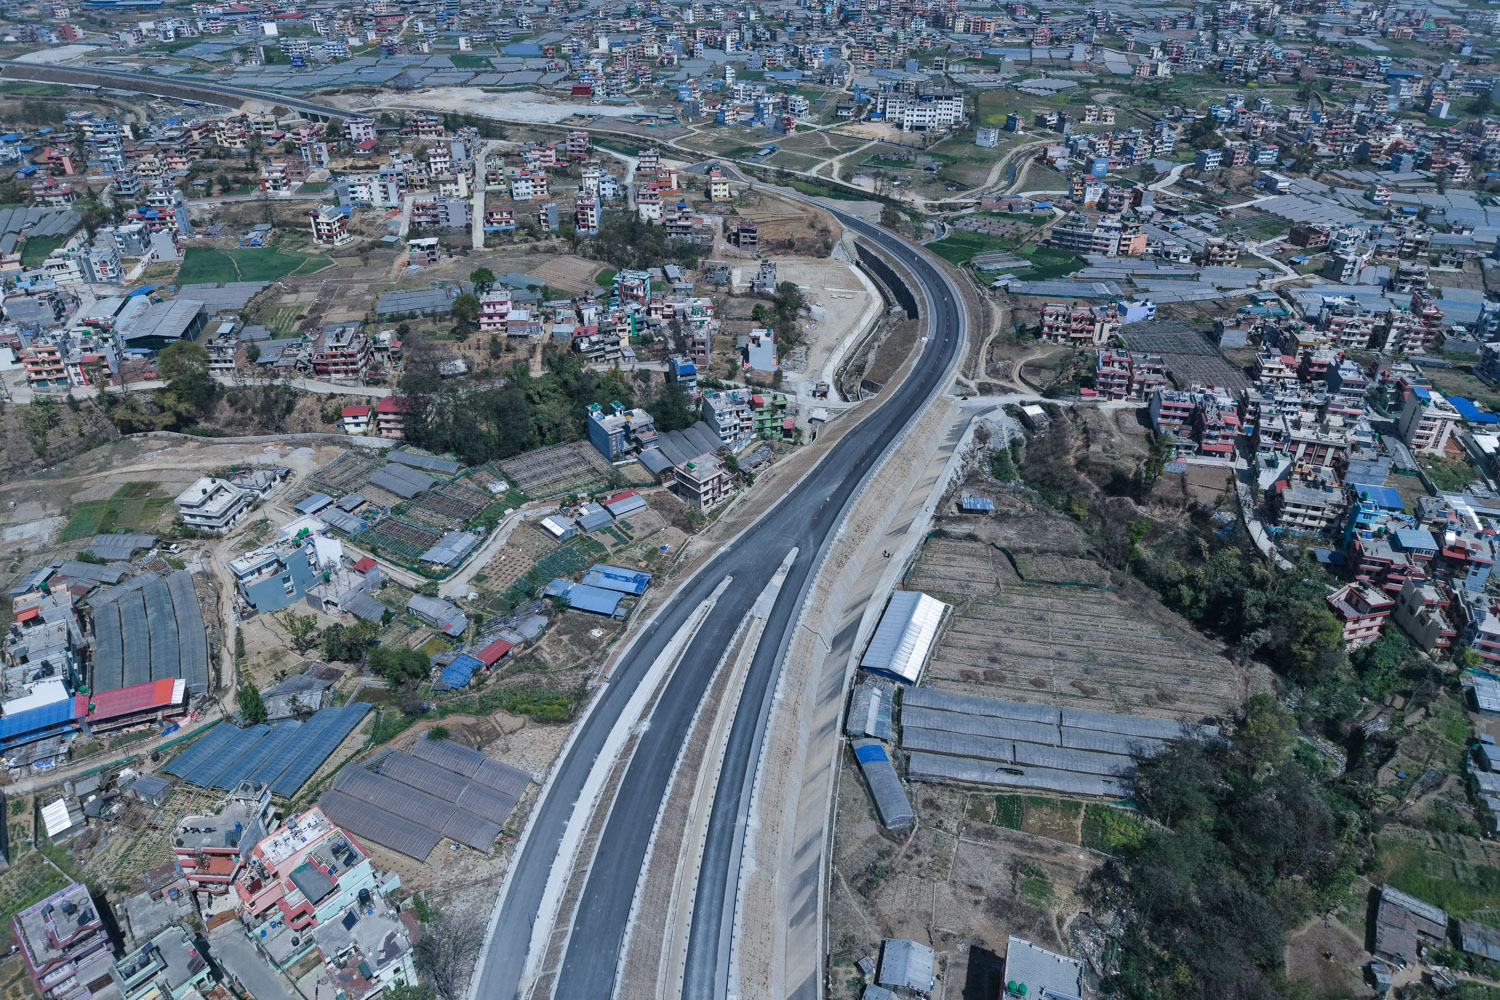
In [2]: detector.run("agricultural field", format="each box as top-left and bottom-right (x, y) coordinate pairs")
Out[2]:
(905, 528), (1256, 723)
(63, 481), (173, 543)
(20, 235), (63, 267)
(176, 247), (329, 285)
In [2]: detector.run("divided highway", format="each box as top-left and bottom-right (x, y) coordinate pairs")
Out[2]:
(475, 209), (967, 999)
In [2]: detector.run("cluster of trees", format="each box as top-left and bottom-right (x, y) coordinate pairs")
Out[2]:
(578, 214), (703, 270)
(400, 347), (638, 465)
(1089, 696), (1363, 1000)
(750, 281), (807, 349)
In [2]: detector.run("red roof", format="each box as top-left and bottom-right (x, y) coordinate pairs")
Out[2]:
(606, 489), (640, 504)
(86, 678), (182, 722)
(356, 139), (378, 151)
(353, 556), (376, 573)
(15, 605), (40, 622)
(342, 405), (371, 417)
(375, 396), (409, 414)
(781, 417), (795, 429)
(474, 638), (514, 665)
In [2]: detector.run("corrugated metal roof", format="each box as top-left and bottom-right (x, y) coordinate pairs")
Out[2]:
(900, 704), (1059, 745)
(907, 752), (1132, 797)
(859, 591), (949, 684)
(581, 564), (652, 595)
(901, 687), (1060, 725)
(851, 738), (913, 830)
(900, 726), (1014, 763)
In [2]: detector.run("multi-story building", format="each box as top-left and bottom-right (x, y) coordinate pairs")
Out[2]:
(1094, 348), (1132, 400)
(1040, 301), (1120, 346)
(701, 389), (753, 447)
(874, 88), (965, 130)
(174, 477), (254, 532)
(672, 452), (734, 509)
(107, 926), (211, 1000)
(309, 324), (370, 382)
(12, 881), (114, 1000)
(1399, 386), (1461, 454)
(173, 780), (272, 896)
(1270, 478), (1347, 534)
(1326, 581), (1396, 648)
(587, 401), (658, 460)
(1393, 577), (1456, 654)
(22, 344), (70, 392)
(750, 392), (792, 439)
(308, 204), (354, 247)
(374, 396), (408, 439)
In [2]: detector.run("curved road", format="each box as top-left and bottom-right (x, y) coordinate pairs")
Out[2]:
(475, 209), (966, 1000)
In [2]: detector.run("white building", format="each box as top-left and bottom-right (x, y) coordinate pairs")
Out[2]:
(174, 477), (254, 532)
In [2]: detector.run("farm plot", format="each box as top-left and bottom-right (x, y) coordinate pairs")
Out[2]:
(361, 516), (444, 565)
(406, 482), (491, 529)
(911, 537), (1251, 722)
(62, 481), (171, 542)
(301, 450), (383, 501)
(497, 442), (613, 497)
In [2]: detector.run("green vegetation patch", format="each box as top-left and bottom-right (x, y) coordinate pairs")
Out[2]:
(20, 235), (64, 267)
(449, 53), (494, 69)
(1017, 862), (1054, 907)
(177, 247), (315, 285)
(63, 482), (169, 542)
(438, 682), (584, 723)
(1375, 833), (1500, 917)
(1081, 803), (1147, 853)
(927, 228), (1015, 265)
(992, 793), (1024, 829)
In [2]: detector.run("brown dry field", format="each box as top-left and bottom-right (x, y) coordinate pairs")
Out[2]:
(828, 777), (1091, 1000)
(907, 533), (1259, 723)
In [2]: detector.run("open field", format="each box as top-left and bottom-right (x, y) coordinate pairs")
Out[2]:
(906, 525), (1258, 723)
(20, 235), (63, 267)
(63, 480), (172, 543)
(177, 247), (322, 285)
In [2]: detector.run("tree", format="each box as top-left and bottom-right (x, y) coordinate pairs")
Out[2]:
(319, 621), (378, 663)
(427, 726), (450, 741)
(469, 267), (496, 295)
(22, 397), (60, 456)
(650, 382), (697, 432)
(450, 292), (480, 327)
(370, 645), (430, 685)
(413, 916), (484, 1000)
(276, 610), (320, 655)
(244, 342), (261, 364)
(157, 341), (217, 423)
(237, 682), (267, 725)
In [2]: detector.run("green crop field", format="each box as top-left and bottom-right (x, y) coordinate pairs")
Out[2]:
(450, 53), (494, 68)
(64, 482), (171, 543)
(177, 247), (317, 285)
(20, 236), (64, 267)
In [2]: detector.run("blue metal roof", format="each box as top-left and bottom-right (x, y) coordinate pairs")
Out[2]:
(547, 581), (622, 616)
(295, 492), (334, 515)
(441, 654), (482, 688)
(0, 697), (82, 746)
(1348, 483), (1403, 510)
(1449, 396), (1499, 424)
(1394, 528), (1439, 551)
(958, 496), (995, 511)
(582, 564), (652, 595)
(854, 743), (889, 764)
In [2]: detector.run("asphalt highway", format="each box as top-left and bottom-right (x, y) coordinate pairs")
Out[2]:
(0, 60), (350, 120)
(475, 209), (966, 1000)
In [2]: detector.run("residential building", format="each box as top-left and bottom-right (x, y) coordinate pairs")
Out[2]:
(308, 205), (354, 247)
(341, 405), (371, 435)
(1393, 578), (1456, 653)
(1399, 387), (1461, 455)
(1270, 479), (1345, 533)
(587, 401), (658, 461)
(12, 881), (113, 1000)
(173, 477), (254, 533)
(1326, 581), (1396, 648)
(173, 780), (272, 896)
(1040, 301), (1120, 347)
(874, 88), (964, 130)
(107, 926), (211, 1000)
(374, 396), (408, 439)
(750, 392), (792, 439)
(310, 324), (370, 382)
(701, 389), (753, 447)
(672, 452), (733, 509)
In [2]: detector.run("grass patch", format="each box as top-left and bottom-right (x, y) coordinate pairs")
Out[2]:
(992, 793), (1024, 829)
(450, 53), (493, 69)
(297, 180), (330, 193)
(1081, 803), (1147, 853)
(20, 235), (64, 267)
(438, 682), (584, 723)
(0, 81), (71, 97)
(62, 482), (169, 542)
(1375, 832), (1500, 917)
(788, 179), (864, 201)
(177, 247), (314, 285)
(1017, 862), (1054, 907)
(1421, 456), (1479, 493)
(1018, 244), (1085, 279)
(1020, 795), (1082, 842)
(927, 228), (1014, 265)
(595, 267), (618, 289)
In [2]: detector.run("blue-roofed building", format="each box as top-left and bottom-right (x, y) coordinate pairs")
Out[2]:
(581, 564), (651, 595)
(1449, 396), (1499, 425)
(542, 580), (623, 616)
(440, 653), (484, 688)
(1394, 527), (1440, 557)
(0, 695), (83, 751)
(295, 493), (335, 516)
(1348, 483), (1404, 511)
(958, 495), (995, 512)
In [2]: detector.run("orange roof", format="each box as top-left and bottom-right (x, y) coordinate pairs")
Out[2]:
(15, 605), (40, 622)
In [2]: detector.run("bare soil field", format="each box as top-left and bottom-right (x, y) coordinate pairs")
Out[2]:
(908, 506), (1266, 724)
(1284, 918), (1377, 999)
(828, 778), (1092, 1000)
